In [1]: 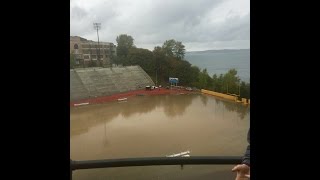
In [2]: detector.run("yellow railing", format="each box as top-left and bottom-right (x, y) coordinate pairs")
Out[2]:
(201, 89), (250, 105)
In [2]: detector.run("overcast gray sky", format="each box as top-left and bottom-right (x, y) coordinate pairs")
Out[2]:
(70, 0), (250, 51)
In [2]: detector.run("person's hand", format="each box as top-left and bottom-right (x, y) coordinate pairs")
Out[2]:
(232, 164), (250, 180)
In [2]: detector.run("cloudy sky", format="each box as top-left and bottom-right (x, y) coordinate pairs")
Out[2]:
(70, 0), (250, 51)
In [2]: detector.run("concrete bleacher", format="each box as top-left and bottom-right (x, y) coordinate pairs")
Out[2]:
(70, 65), (155, 101)
(70, 70), (90, 101)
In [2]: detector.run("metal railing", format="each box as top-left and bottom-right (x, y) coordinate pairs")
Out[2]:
(70, 156), (242, 180)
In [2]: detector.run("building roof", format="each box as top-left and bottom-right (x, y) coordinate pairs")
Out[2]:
(70, 36), (115, 45)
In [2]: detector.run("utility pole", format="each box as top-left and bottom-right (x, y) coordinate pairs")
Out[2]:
(93, 23), (101, 67)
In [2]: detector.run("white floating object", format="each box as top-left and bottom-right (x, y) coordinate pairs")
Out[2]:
(166, 151), (190, 157)
(117, 98), (127, 101)
(74, 102), (89, 106)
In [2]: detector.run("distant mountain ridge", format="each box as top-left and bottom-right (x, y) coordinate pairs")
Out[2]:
(186, 49), (250, 53)
(184, 48), (250, 82)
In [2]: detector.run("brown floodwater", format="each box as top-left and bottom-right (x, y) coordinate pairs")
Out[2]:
(71, 93), (250, 180)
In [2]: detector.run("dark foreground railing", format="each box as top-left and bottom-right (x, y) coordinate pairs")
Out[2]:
(71, 156), (242, 180)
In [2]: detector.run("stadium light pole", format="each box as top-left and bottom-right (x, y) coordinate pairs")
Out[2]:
(93, 23), (101, 67)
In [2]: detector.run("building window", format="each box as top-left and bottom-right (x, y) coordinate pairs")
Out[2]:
(75, 54), (82, 59)
(84, 55), (90, 59)
(89, 49), (96, 54)
(74, 44), (79, 49)
(83, 49), (90, 54)
(82, 44), (89, 48)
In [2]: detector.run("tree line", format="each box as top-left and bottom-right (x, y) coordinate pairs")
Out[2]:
(113, 34), (250, 99)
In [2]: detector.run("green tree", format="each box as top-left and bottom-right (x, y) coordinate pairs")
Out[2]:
(162, 39), (186, 60)
(153, 46), (166, 85)
(216, 74), (224, 92)
(189, 66), (201, 87)
(223, 69), (240, 94)
(240, 81), (250, 99)
(162, 39), (175, 57)
(127, 47), (155, 77)
(116, 34), (135, 57)
(212, 74), (218, 90)
(108, 46), (116, 66)
(173, 41), (185, 60)
(199, 69), (209, 89)
(70, 54), (75, 69)
(172, 59), (193, 85)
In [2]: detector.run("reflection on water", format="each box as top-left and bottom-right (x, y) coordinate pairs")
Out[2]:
(215, 97), (250, 120)
(71, 94), (250, 180)
(200, 94), (209, 106)
(73, 165), (236, 180)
